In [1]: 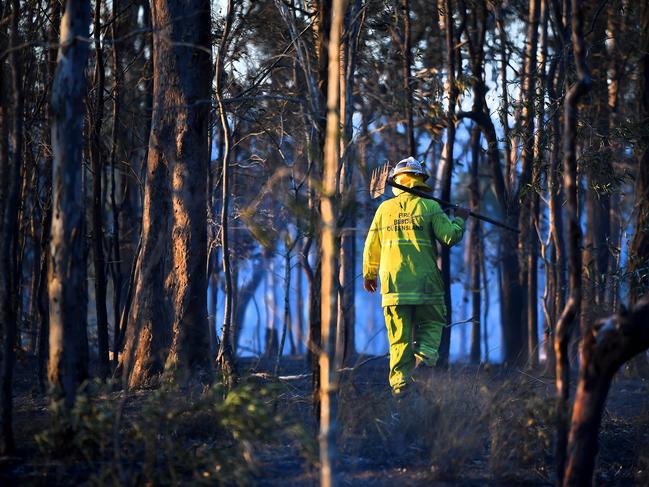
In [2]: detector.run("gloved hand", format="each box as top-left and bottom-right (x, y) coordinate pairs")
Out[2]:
(454, 206), (470, 220)
(364, 277), (378, 293)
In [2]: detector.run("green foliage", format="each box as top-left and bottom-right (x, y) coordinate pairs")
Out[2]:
(35, 380), (116, 462)
(36, 379), (298, 486)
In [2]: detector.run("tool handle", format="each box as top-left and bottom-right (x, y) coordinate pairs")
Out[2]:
(387, 179), (519, 233)
(467, 210), (519, 233)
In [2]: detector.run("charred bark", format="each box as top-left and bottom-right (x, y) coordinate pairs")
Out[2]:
(122, 0), (212, 387)
(90, 0), (110, 380)
(564, 295), (649, 486)
(48, 0), (91, 408)
(0, 0), (23, 454)
(629, 2), (649, 303)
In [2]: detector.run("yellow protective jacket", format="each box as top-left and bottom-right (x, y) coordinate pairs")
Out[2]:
(363, 178), (465, 307)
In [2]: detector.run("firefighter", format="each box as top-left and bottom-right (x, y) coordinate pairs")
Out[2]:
(363, 157), (469, 396)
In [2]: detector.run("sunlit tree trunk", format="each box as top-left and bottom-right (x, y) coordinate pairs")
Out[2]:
(564, 295), (649, 485)
(122, 0), (212, 387)
(527, 0), (548, 367)
(48, 0), (91, 409)
(320, 1), (346, 485)
(36, 0), (61, 391)
(554, 0), (592, 482)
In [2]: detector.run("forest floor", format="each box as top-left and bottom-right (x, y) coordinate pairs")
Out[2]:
(2, 353), (649, 486)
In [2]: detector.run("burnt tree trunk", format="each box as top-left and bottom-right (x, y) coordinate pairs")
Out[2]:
(122, 0), (212, 387)
(629, 2), (649, 303)
(337, 0), (362, 366)
(0, 0), (23, 454)
(516, 0), (541, 366)
(459, 0), (487, 365)
(36, 0), (61, 391)
(48, 0), (91, 409)
(90, 0), (110, 380)
(437, 0), (458, 368)
(469, 125), (481, 365)
(564, 295), (649, 486)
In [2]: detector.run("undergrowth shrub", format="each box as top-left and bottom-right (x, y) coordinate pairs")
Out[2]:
(36, 378), (300, 486)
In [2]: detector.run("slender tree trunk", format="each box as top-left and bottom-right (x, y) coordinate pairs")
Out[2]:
(548, 38), (567, 338)
(554, 1), (592, 482)
(516, 0), (541, 366)
(320, 2), (346, 485)
(48, 0), (91, 409)
(493, 4), (512, 182)
(215, 0), (237, 384)
(310, 0), (330, 414)
(336, 0), (361, 366)
(296, 239), (304, 354)
(109, 0), (123, 370)
(480, 236), (489, 363)
(90, 0), (110, 380)
(401, 0), (415, 156)
(265, 257), (278, 358)
(0, 0), (7, 229)
(527, 0), (548, 367)
(469, 126), (481, 365)
(276, 241), (296, 374)
(35, 0), (61, 391)
(459, 2), (487, 366)
(0, 0), (23, 454)
(437, 0), (458, 368)
(629, 2), (649, 303)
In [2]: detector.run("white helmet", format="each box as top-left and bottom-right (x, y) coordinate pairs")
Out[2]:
(390, 156), (427, 178)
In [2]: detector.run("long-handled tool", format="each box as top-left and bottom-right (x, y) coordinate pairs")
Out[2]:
(369, 162), (519, 233)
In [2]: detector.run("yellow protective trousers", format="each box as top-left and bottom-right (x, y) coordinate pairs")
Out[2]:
(383, 303), (446, 391)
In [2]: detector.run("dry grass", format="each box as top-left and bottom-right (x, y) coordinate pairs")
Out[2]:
(336, 365), (555, 483)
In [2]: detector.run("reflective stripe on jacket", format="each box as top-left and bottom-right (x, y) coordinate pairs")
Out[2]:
(362, 179), (465, 307)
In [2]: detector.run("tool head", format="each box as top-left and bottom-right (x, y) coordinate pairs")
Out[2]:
(369, 163), (392, 199)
